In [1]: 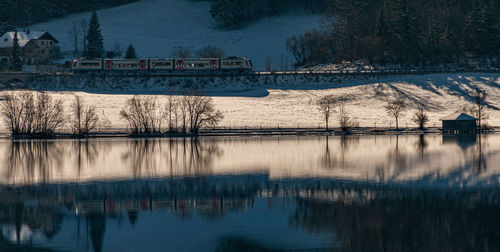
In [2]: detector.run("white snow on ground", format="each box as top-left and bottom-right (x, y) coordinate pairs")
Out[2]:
(28, 0), (320, 70)
(1, 73), (498, 132)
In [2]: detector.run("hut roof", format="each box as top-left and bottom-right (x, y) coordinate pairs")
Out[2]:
(441, 113), (477, 121)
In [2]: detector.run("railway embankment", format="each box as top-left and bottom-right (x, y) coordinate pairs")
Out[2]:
(3, 70), (498, 94)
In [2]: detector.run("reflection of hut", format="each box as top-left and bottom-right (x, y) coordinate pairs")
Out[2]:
(442, 135), (477, 150)
(441, 113), (477, 134)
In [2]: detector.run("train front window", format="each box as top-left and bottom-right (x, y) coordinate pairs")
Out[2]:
(81, 62), (99, 67)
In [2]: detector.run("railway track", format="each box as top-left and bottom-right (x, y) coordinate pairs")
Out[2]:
(1, 68), (499, 80)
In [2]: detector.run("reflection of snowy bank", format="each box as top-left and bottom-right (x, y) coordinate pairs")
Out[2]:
(1, 135), (500, 187)
(0, 224), (50, 245)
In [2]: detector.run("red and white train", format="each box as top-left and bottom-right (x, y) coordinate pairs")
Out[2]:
(72, 56), (253, 72)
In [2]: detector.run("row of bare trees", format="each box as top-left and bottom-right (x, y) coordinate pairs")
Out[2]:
(120, 95), (223, 135)
(0, 91), (224, 137)
(0, 91), (108, 137)
(317, 87), (489, 131)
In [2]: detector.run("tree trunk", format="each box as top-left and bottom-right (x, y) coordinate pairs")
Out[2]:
(325, 115), (329, 131)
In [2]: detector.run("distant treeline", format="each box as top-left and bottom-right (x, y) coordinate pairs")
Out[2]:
(287, 0), (500, 66)
(210, 0), (328, 28)
(0, 0), (137, 32)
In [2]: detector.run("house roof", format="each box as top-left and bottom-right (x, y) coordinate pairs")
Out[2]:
(441, 112), (477, 121)
(0, 31), (59, 48)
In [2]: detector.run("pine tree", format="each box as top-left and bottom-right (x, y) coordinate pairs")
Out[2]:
(332, 0), (362, 61)
(391, 0), (424, 65)
(10, 30), (22, 71)
(210, 0), (243, 28)
(376, 5), (388, 38)
(86, 11), (104, 58)
(124, 43), (137, 59)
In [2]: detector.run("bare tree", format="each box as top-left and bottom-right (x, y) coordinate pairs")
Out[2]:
(184, 95), (223, 133)
(171, 47), (191, 58)
(179, 97), (188, 132)
(120, 96), (163, 134)
(411, 107), (429, 129)
(164, 96), (179, 132)
(1, 91), (32, 135)
(337, 96), (354, 131)
(67, 22), (80, 56)
(470, 87), (487, 128)
(79, 19), (88, 55)
(317, 95), (337, 131)
(195, 45), (225, 58)
(33, 92), (65, 136)
(385, 100), (407, 129)
(1, 91), (64, 136)
(70, 95), (99, 136)
(112, 41), (124, 58)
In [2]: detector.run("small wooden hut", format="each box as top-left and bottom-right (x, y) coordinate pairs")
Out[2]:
(441, 113), (477, 134)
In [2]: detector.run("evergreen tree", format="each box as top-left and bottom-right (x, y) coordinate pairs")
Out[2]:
(86, 11), (104, 58)
(391, 0), (424, 64)
(332, 0), (362, 61)
(10, 30), (22, 71)
(210, 0), (244, 28)
(124, 43), (137, 59)
(376, 5), (388, 38)
(476, 3), (499, 57)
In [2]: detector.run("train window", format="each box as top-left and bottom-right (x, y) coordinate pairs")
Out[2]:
(81, 62), (100, 67)
(154, 62), (171, 67)
(115, 63), (138, 67)
(222, 61), (242, 66)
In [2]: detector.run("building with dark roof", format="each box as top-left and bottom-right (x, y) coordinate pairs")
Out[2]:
(0, 30), (59, 68)
(441, 113), (477, 134)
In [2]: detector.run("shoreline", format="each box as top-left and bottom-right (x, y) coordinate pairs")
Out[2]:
(0, 127), (497, 139)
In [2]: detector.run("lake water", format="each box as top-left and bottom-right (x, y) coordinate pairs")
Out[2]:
(0, 135), (499, 251)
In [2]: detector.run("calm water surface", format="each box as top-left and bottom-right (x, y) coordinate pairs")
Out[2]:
(0, 135), (499, 251)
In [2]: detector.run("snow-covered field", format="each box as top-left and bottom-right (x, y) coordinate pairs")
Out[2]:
(1, 73), (498, 132)
(28, 0), (320, 70)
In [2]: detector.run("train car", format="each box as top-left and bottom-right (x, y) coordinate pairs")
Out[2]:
(150, 59), (175, 71)
(220, 56), (252, 71)
(72, 59), (102, 72)
(104, 59), (148, 71)
(175, 58), (218, 71)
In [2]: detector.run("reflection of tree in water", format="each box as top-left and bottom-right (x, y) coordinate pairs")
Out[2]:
(5, 141), (64, 184)
(71, 140), (107, 176)
(127, 210), (138, 226)
(122, 139), (222, 177)
(443, 134), (490, 175)
(87, 213), (106, 252)
(320, 136), (359, 169)
(290, 196), (500, 251)
(414, 134), (427, 157)
(473, 134), (488, 174)
(385, 135), (409, 181)
(0, 202), (63, 244)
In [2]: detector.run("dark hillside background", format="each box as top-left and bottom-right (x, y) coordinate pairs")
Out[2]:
(0, 0), (137, 33)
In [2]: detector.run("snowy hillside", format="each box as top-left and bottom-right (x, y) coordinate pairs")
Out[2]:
(1, 73), (499, 132)
(28, 0), (320, 70)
